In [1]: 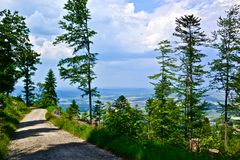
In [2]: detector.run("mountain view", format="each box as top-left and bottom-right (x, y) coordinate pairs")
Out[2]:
(1, 0), (240, 160)
(13, 86), (223, 121)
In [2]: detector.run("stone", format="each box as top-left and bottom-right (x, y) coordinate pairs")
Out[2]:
(209, 148), (219, 156)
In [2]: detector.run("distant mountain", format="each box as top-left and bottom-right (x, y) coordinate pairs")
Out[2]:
(12, 86), (224, 121)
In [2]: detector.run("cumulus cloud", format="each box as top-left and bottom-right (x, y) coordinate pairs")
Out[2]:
(89, 0), (238, 54)
(1, 0), (238, 56)
(30, 36), (72, 60)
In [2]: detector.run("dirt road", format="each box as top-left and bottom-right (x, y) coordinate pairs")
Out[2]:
(8, 109), (121, 160)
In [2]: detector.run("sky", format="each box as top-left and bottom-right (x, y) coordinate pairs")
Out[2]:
(0, 0), (239, 89)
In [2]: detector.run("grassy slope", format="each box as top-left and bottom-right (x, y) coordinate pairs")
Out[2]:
(46, 112), (220, 160)
(0, 95), (30, 159)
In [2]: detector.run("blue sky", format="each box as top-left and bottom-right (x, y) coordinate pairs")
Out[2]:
(0, 0), (238, 89)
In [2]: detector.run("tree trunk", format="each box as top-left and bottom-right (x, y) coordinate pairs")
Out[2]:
(85, 18), (93, 124)
(25, 68), (30, 107)
(88, 81), (92, 124)
(86, 40), (92, 124)
(224, 67), (229, 149)
(224, 52), (230, 149)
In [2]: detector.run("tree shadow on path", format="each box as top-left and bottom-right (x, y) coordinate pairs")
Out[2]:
(8, 142), (119, 160)
(12, 120), (58, 140)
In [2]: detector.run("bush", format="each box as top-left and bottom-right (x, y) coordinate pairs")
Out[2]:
(103, 105), (144, 139)
(226, 136), (240, 157)
(46, 112), (216, 160)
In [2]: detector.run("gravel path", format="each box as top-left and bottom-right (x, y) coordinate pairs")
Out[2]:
(8, 109), (121, 160)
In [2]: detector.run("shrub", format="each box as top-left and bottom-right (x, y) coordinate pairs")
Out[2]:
(47, 105), (61, 113)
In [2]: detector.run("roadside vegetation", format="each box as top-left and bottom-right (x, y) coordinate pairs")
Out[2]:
(45, 94), (240, 160)
(0, 94), (30, 159)
(46, 109), (211, 160)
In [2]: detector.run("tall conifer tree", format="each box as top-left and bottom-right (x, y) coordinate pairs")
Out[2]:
(54, 0), (98, 124)
(149, 40), (176, 102)
(42, 69), (58, 106)
(210, 5), (240, 148)
(18, 48), (40, 106)
(148, 40), (180, 140)
(66, 100), (80, 120)
(173, 15), (208, 139)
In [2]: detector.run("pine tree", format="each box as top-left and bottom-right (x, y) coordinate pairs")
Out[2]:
(54, 0), (98, 124)
(104, 96), (144, 138)
(93, 100), (104, 126)
(145, 98), (157, 140)
(210, 5), (240, 148)
(232, 70), (240, 116)
(0, 10), (30, 94)
(149, 40), (176, 103)
(113, 95), (130, 109)
(173, 14), (208, 139)
(42, 69), (58, 107)
(17, 47), (40, 107)
(66, 100), (80, 120)
(147, 40), (180, 141)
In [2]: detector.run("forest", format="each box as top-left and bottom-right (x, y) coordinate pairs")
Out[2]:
(0, 0), (240, 160)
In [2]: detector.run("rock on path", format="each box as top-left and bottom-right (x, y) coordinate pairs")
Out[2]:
(8, 109), (121, 160)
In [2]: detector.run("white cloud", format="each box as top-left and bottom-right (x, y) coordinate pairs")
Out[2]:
(30, 36), (72, 60)
(89, 0), (238, 54)
(89, 0), (150, 53)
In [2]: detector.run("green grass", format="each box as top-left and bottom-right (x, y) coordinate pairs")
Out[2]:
(46, 105), (62, 113)
(46, 113), (223, 160)
(0, 94), (30, 159)
(46, 112), (92, 139)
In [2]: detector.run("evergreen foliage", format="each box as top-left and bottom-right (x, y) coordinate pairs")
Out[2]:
(54, 0), (98, 124)
(113, 95), (130, 109)
(232, 70), (240, 116)
(147, 40), (181, 142)
(0, 10), (30, 94)
(66, 100), (80, 120)
(149, 40), (177, 101)
(93, 100), (104, 126)
(145, 98), (182, 144)
(18, 48), (40, 107)
(173, 14), (209, 139)
(42, 69), (58, 107)
(210, 4), (240, 148)
(103, 96), (144, 138)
